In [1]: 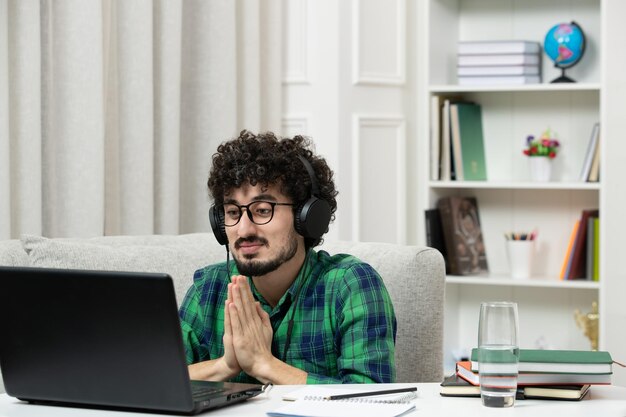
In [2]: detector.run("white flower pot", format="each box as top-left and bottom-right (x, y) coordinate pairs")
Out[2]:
(529, 157), (552, 182)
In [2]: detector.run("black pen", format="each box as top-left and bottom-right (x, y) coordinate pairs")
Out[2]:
(324, 387), (417, 401)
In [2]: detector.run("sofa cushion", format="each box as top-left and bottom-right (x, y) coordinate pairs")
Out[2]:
(0, 240), (30, 266)
(21, 234), (225, 306)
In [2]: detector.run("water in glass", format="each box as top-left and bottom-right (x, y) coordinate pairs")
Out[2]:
(478, 301), (519, 408)
(478, 344), (520, 407)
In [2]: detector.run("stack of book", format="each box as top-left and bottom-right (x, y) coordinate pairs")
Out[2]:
(441, 348), (613, 401)
(457, 40), (542, 86)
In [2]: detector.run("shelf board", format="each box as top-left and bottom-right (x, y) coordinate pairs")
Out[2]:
(428, 181), (600, 190)
(446, 275), (600, 289)
(430, 83), (601, 94)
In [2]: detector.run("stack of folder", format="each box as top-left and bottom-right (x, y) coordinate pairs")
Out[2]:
(441, 348), (613, 401)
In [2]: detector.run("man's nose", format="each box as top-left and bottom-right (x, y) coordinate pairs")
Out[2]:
(236, 209), (257, 237)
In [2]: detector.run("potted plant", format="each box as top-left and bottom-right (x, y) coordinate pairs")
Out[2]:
(523, 129), (560, 181)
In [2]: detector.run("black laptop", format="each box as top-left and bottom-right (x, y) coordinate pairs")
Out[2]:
(0, 266), (263, 414)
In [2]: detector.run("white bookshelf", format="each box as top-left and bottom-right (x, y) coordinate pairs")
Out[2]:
(416, 0), (610, 374)
(429, 181), (601, 191)
(430, 83), (602, 94)
(446, 276), (600, 290)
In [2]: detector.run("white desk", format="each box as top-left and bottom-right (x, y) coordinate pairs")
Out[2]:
(1, 383), (625, 417)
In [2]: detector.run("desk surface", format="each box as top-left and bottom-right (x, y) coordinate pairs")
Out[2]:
(1, 383), (625, 417)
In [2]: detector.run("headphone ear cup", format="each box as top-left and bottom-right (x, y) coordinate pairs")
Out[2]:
(209, 205), (228, 245)
(294, 202), (306, 237)
(294, 197), (331, 239)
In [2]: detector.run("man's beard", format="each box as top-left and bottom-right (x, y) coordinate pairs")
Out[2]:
(232, 231), (299, 276)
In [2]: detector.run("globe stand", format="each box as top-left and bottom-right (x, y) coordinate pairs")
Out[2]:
(550, 67), (576, 83)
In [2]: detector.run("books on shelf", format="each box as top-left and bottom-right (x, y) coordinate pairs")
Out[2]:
(457, 361), (611, 386)
(586, 216), (595, 280)
(450, 102), (487, 181)
(437, 196), (488, 275)
(450, 104), (464, 180)
(588, 131), (601, 182)
(593, 217), (600, 281)
(457, 65), (540, 76)
(568, 209), (600, 279)
(561, 210), (600, 280)
(458, 53), (540, 67)
(560, 220), (580, 280)
(424, 208), (449, 271)
(458, 40), (541, 55)
(458, 75), (541, 86)
(430, 95), (442, 180)
(440, 374), (591, 401)
(457, 40), (542, 86)
(469, 348), (614, 374)
(433, 97), (486, 182)
(440, 98), (452, 181)
(579, 123), (600, 181)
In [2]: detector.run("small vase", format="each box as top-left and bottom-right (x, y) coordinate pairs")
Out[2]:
(529, 156), (552, 182)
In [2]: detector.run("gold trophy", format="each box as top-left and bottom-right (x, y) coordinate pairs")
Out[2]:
(574, 301), (599, 351)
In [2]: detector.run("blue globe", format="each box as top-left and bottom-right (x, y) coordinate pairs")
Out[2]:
(544, 22), (585, 69)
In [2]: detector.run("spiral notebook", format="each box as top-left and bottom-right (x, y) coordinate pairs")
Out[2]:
(267, 387), (417, 417)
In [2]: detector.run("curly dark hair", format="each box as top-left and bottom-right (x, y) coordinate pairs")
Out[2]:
(208, 130), (338, 249)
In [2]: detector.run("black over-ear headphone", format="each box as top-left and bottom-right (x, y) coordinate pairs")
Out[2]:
(209, 154), (332, 245)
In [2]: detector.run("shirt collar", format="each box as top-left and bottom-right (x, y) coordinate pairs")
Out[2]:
(243, 249), (318, 315)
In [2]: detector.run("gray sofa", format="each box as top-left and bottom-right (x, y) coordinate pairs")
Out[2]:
(0, 234), (445, 393)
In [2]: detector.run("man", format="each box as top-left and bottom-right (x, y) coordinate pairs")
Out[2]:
(179, 130), (396, 384)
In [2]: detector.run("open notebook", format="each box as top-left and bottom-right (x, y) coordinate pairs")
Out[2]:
(267, 387), (417, 417)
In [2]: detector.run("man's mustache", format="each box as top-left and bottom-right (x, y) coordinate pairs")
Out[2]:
(234, 236), (269, 249)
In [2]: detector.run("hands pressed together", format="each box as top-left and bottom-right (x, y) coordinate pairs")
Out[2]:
(221, 275), (274, 381)
(189, 275), (307, 385)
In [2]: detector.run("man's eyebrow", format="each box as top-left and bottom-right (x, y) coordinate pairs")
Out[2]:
(223, 194), (278, 205)
(252, 194), (278, 202)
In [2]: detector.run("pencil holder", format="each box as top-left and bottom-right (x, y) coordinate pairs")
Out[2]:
(506, 240), (534, 279)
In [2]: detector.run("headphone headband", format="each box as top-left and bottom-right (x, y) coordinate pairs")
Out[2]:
(297, 155), (320, 196)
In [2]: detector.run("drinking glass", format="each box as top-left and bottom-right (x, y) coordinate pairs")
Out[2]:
(478, 301), (520, 408)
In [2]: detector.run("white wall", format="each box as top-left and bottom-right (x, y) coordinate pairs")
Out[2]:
(282, 0), (415, 244)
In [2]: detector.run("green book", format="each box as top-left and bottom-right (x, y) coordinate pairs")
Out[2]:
(593, 217), (600, 281)
(456, 102), (487, 181)
(586, 216), (595, 280)
(470, 348), (613, 374)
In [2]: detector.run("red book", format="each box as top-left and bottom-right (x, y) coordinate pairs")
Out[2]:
(456, 361), (611, 386)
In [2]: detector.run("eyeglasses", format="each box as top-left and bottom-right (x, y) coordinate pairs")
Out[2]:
(222, 201), (294, 227)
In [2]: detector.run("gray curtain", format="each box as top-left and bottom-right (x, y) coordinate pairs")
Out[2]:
(0, 0), (282, 239)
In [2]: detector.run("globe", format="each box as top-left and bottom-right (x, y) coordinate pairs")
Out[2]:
(543, 21), (586, 83)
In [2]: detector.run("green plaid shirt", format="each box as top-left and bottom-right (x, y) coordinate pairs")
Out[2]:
(179, 249), (397, 384)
